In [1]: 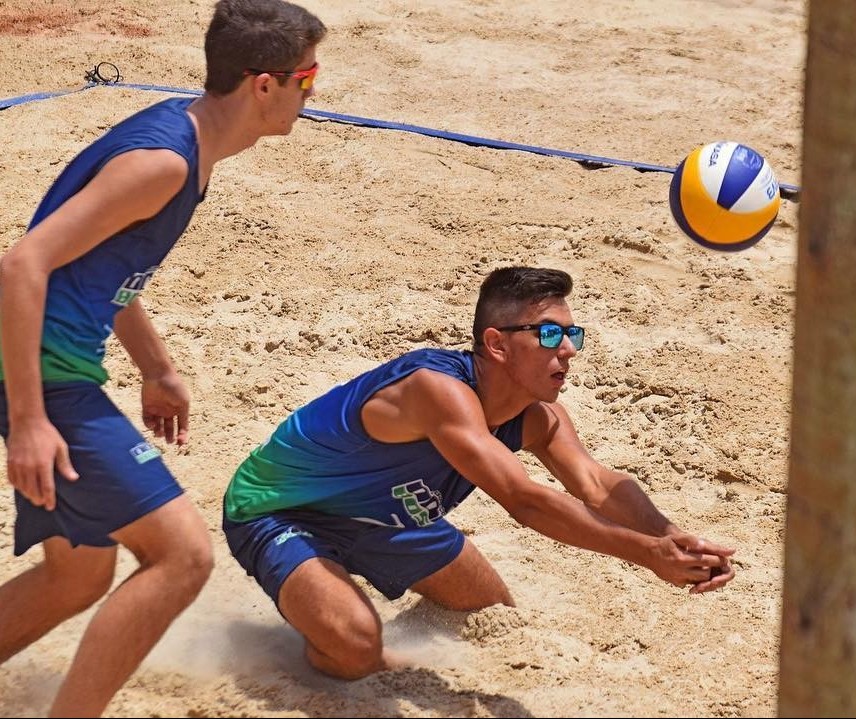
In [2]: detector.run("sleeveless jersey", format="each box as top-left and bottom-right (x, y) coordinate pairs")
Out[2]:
(0, 97), (203, 384)
(224, 348), (525, 527)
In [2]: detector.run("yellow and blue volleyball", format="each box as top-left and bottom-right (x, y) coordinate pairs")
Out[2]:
(669, 141), (780, 251)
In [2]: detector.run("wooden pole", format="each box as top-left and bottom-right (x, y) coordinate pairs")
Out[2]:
(778, 2), (856, 716)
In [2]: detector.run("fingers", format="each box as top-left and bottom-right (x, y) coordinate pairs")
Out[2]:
(688, 560), (736, 594)
(163, 415), (176, 444)
(670, 542), (736, 593)
(176, 406), (190, 446)
(7, 441), (78, 511)
(143, 410), (189, 445)
(55, 444), (80, 482)
(680, 536), (736, 557)
(8, 462), (57, 510)
(8, 463), (42, 508)
(698, 540), (735, 557)
(144, 413), (163, 438)
(36, 465), (57, 511)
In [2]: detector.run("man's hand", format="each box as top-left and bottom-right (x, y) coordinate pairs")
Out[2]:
(664, 530), (736, 594)
(647, 533), (736, 593)
(689, 555), (735, 595)
(6, 416), (79, 511)
(141, 371), (190, 445)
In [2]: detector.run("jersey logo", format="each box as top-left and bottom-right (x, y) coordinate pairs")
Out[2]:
(111, 265), (159, 307)
(129, 441), (161, 464)
(273, 526), (314, 545)
(391, 479), (444, 527)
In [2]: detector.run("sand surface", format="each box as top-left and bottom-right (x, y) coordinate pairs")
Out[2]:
(0, 1), (804, 716)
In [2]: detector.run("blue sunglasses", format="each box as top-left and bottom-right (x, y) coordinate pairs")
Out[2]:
(498, 323), (585, 350)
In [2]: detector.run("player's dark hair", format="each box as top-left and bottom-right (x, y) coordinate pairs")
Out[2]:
(204, 0), (326, 95)
(472, 267), (573, 349)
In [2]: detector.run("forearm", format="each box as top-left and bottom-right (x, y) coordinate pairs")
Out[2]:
(589, 470), (678, 538)
(0, 254), (49, 422)
(511, 486), (658, 569)
(113, 299), (175, 379)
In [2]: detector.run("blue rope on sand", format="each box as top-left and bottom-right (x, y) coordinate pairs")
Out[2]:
(0, 81), (801, 201)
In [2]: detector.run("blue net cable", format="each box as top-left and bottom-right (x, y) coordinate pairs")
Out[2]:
(0, 80), (801, 201)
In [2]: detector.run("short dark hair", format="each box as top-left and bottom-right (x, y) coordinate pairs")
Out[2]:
(204, 0), (327, 95)
(472, 267), (573, 348)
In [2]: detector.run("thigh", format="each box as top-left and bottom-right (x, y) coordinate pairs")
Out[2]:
(42, 535), (118, 591)
(345, 517), (468, 600)
(278, 556), (382, 651)
(222, 510), (347, 606)
(410, 537), (514, 610)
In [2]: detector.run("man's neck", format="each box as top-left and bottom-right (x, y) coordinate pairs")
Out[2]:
(187, 92), (261, 165)
(472, 352), (535, 428)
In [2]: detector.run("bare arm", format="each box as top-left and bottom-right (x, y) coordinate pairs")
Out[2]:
(363, 370), (726, 590)
(524, 402), (677, 535)
(113, 298), (190, 445)
(525, 400), (735, 593)
(1, 149), (188, 508)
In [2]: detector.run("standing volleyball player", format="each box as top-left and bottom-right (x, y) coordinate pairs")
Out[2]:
(0, 1), (325, 715)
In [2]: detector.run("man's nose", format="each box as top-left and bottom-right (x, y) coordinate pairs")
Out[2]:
(557, 335), (577, 357)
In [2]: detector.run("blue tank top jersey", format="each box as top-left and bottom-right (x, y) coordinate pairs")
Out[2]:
(223, 348), (526, 527)
(0, 97), (203, 384)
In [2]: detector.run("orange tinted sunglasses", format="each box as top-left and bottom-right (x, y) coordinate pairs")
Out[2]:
(243, 62), (318, 91)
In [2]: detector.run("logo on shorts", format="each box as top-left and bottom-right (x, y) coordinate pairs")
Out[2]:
(273, 526), (314, 545)
(111, 265), (159, 307)
(129, 441), (161, 464)
(391, 479), (444, 528)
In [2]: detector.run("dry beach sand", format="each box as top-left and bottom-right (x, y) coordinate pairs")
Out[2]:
(0, 0), (805, 716)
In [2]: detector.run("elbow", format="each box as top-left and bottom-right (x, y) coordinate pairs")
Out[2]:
(0, 253), (15, 293)
(504, 484), (552, 530)
(0, 246), (49, 291)
(0, 252), (10, 285)
(572, 467), (612, 510)
(1, 247), (35, 283)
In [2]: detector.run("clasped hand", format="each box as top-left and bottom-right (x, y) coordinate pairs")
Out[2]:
(654, 531), (736, 594)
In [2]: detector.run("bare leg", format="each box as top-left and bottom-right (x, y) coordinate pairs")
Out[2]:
(0, 538), (116, 665)
(411, 537), (514, 610)
(49, 495), (213, 718)
(278, 557), (398, 680)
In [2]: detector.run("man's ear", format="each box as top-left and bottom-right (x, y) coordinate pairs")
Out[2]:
(246, 73), (273, 96)
(480, 327), (508, 362)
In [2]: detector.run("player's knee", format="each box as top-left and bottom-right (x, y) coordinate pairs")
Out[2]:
(343, 617), (384, 676)
(314, 612), (383, 679)
(183, 535), (215, 590)
(491, 585), (515, 608)
(167, 531), (214, 598)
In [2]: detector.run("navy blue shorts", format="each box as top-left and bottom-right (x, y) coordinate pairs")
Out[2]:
(0, 382), (184, 555)
(222, 507), (465, 603)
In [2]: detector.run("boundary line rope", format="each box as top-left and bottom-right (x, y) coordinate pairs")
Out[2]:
(0, 78), (801, 201)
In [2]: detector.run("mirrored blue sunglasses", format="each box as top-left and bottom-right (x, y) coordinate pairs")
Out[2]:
(498, 323), (585, 350)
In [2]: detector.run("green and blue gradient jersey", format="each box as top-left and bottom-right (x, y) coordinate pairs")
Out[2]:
(0, 97), (203, 384)
(224, 348), (525, 528)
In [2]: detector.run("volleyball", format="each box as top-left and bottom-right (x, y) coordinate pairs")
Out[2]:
(669, 141), (780, 251)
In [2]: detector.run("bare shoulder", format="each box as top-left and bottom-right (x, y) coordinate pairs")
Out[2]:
(100, 148), (189, 188)
(382, 367), (478, 411)
(521, 401), (578, 450)
(81, 148), (190, 221)
(363, 367), (480, 443)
